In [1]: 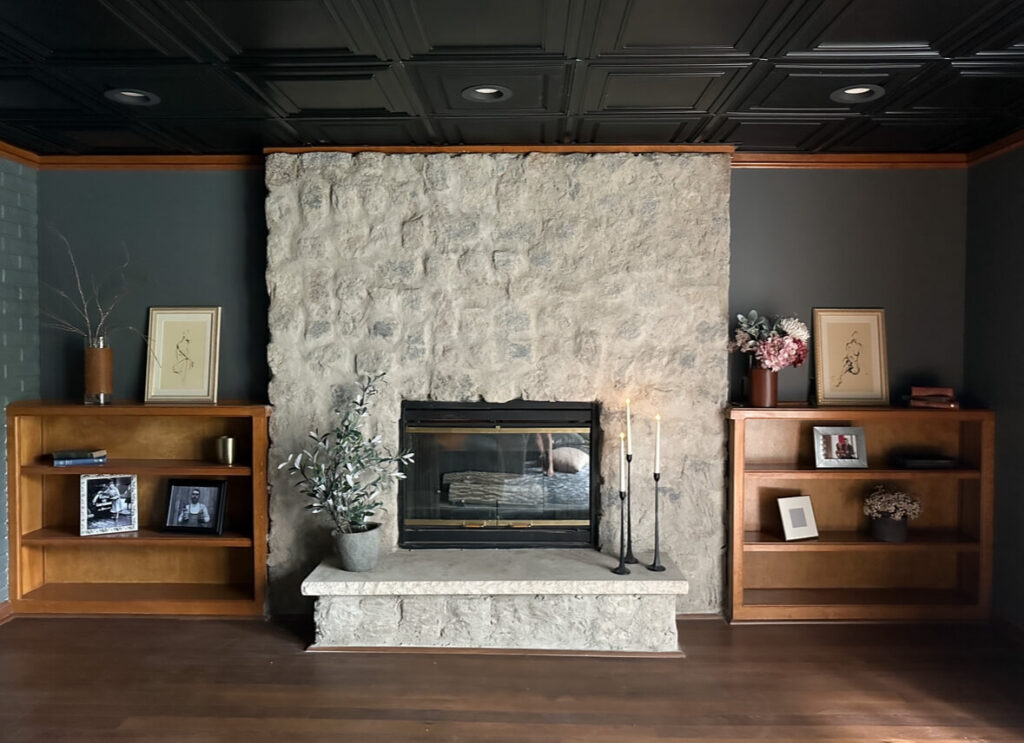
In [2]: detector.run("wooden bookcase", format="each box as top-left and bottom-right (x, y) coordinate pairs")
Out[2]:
(6, 401), (269, 616)
(728, 406), (994, 622)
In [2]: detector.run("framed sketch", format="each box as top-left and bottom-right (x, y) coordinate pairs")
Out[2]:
(778, 495), (818, 541)
(814, 426), (868, 468)
(164, 479), (226, 534)
(145, 307), (221, 403)
(81, 474), (138, 536)
(812, 308), (889, 406)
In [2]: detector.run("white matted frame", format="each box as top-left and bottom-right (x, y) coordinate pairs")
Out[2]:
(80, 474), (138, 536)
(778, 495), (818, 541)
(813, 308), (889, 406)
(145, 307), (221, 403)
(814, 426), (868, 468)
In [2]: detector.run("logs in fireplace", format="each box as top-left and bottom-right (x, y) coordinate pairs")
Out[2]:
(398, 400), (600, 548)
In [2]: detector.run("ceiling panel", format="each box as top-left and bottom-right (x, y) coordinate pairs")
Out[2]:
(0, 0), (1021, 154)
(174, 0), (389, 61)
(409, 62), (570, 115)
(377, 0), (579, 58)
(587, 0), (794, 58)
(578, 63), (751, 114)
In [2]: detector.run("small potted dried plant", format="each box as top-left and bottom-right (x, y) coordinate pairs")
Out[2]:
(42, 232), (130, 404)
(279, 373), (413, 572)
(863, 484), (921, 543)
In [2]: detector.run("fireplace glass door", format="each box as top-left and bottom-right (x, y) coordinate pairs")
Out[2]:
(399, 402), (599, 548)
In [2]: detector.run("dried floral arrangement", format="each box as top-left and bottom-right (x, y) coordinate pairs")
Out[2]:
(729, 310), (810, 372)
(863, 484), (922, 521)
(41, 232), (130, 346)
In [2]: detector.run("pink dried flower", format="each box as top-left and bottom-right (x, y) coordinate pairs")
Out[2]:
(754, 336), (808, 372)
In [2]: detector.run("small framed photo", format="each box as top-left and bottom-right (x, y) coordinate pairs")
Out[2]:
(81, 474), (138, 536)
(778, 495), (819, 541)
(814, 426), (868, 468)
(145, 306), (222, 403)
(164, 479), (226, 534)
(813, 308), (889, 406)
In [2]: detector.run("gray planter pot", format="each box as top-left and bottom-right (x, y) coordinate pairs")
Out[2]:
(870, 516), (908, 543)
(333, 522), (381, 572)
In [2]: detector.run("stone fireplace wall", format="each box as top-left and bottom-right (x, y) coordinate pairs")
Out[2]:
(265, 151), (731, 614)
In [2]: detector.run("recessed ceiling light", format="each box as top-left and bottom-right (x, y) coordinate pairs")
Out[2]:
(461, 84), (513, 103)
(103, 88), (161, 106)
(829, 83), (885, 104)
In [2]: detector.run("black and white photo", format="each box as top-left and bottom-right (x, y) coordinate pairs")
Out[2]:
(164, 479), (226, 534)
(80, 474), (138, 536)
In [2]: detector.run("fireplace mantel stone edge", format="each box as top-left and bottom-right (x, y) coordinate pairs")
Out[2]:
(302, 549), (688, 653)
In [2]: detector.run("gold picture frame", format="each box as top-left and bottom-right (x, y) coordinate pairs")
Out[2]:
(813, 308), (889, 406)
(145, 306), (222, 403)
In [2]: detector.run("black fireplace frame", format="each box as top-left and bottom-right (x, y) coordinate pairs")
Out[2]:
(398, 400), (601, 549)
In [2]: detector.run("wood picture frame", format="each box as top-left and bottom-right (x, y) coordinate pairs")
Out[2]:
(778, 495), (818, 541)
(813, 308), (889, 406)
(81, 474), (138, 536)
(145, 307), (221, 403)
(164, 479), (227, 535)
(813, 426), (868, 468)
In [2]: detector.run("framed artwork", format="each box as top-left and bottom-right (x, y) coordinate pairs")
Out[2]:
(814, 426), (868, 468)
(812, 308), (889, 406)
(778, 495), (818, 541)
(145, 307), (221, 403)
(81, 474), (138, 536)
(164, 479), (226, 535)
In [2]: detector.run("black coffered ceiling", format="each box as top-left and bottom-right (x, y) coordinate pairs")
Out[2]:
(0, 0), (1023, 155)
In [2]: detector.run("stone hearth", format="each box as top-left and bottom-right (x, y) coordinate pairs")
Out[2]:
(302, 550), (688, 653)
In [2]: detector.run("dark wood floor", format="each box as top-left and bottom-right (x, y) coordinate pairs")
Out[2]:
(0, 617), (1022, 742)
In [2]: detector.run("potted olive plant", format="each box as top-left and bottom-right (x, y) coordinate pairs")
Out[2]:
(279, 373), (413, 571)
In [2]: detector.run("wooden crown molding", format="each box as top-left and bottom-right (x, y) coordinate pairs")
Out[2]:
(264, 144), (735, 155)
(731, 152), (969, 170)
(2, 125), (1023, 171)
(967, 127), (1024, 166)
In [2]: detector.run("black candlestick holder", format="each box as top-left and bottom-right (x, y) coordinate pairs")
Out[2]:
(647, 472), (665, 572)
(612, 489), (630, 575)
(625, 453), (638, 564)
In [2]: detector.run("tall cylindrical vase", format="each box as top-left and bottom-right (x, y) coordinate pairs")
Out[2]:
(84, 336), (113, 405)
(748, 365), (778, 408)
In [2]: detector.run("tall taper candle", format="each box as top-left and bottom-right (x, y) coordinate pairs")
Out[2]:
(655, 414), (661, 474)
(619, 432), (626, 492)
(625, 398), (633, 455)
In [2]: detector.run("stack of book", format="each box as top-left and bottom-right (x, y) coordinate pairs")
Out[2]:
(51, 448), (107, 467)
(909, 386), (959, 409)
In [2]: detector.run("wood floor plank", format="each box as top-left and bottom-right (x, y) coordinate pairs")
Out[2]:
(0, 617), (1021, 741)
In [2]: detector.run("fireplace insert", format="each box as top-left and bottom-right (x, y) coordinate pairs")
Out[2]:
(398, 400), (600, 548)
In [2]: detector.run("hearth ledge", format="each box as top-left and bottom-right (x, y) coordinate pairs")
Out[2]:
(302, 549), (688, 653)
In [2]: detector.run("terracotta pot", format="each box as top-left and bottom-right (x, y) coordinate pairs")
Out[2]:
(84, 336), (113, 405)
(870, 516), (908, 543)
(748, 365), (778, 408)
(333, 522), (381, 572)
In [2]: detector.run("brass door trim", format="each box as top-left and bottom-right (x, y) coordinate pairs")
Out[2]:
(405, 426), (591, 435)
(404, 518), (591, 527)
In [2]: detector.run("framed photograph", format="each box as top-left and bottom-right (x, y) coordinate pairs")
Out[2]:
(145, 306), (222, 403)
(164, 479), (226, 534)
(80, 474), (138, 536)
(814, 426), (868, 468)
(812, 308), (889, 406)
(778, 495), (819, 541)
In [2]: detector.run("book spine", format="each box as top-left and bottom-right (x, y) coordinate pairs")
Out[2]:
(52, 457), (108, 467)
(909, 399), (960, 409)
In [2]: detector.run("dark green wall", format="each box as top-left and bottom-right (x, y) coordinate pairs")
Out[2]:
(730, 168), (968, 403)
(37, 170), (268, 402)
(965, 145), (1024, 628)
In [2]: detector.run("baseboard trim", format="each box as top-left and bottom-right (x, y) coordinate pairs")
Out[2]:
(0, 601), (13, 626)
(308, 643), (685, 658)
